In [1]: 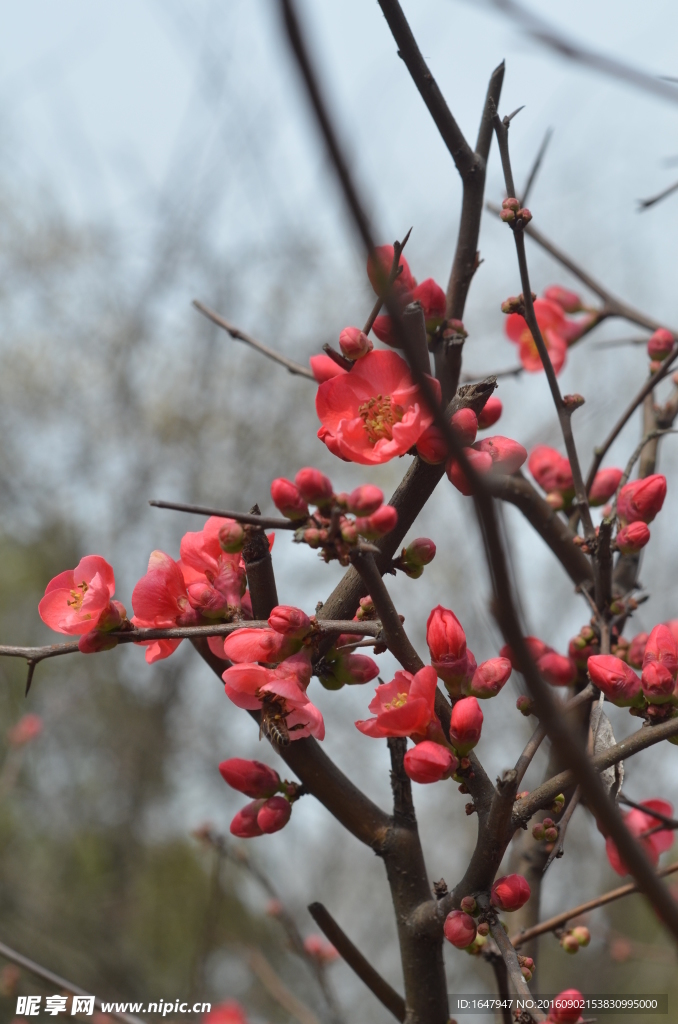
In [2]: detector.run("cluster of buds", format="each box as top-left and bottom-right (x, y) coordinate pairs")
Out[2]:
(587, 622), (678, 714)
(517, 954), (536, 982)
(568, 624), (599, 672)
(559, 926), (591, 955)
(532, 817), (559, 844)
(219, 758), (303, 839)
(528, 445), (622, 511)
(443, 900), (489, 957)
(499, 197), (532, 226)
(500, 291), (537, 316)
(427, 605), (513, 700)
(391, 537), (437, 578)
(614, 473), (667, 555)
(270, 469), (399, 566)
(647, 327), (675, 372)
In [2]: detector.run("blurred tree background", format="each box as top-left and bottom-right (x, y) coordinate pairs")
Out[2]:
(1, 2), (678, 1022)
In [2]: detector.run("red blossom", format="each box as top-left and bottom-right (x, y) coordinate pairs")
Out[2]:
(547, 989), (584, 1023)
(309, 354), (347, 383)
(355, 666), (438, 740)
(223, 628), (300, 665)
(446, 448), (492, 496)
(543, 286), (583, 314)
(589, 467), (623, 506)
(528, 446), (574, 494)
(257, 795), (292, 834)
(647, 328), (674, 361)
(426, 605), (476, 695)
(268, 605), (312, 639)
(39, 555), (118, 637)
(537, 651), (577, 687)
(404, 741), (458, 783)
(346, 484), (383, 515)
(415, 408), (478, 464)
(491, 873), (531, 911)
(367, 245), (416, 296)
(449, 696), (483, 755)
(230, 800), (265, 838)
(465, 657), (512, 699)
(605, 799), (674, 875)
(617, 474), (667, 524)
(443, 910), (477, 948)
(477, 396), (503, 429)
(316, 350), (440, 465)
(218, 758), (281, 798)
(271, 478), (310, 520)
(222, 653), (324, 741)
(355, 503), (398, 539)
(641, 624), (678, 704)
(339, 326), (372, 360)
(180, 517), (248, 618)
(132, 551), (198, 663)
(505, 298), (569, 374)
(616, 522), (650, 554)
(295, 467), (334, 507)
(587, 655), (643, 707)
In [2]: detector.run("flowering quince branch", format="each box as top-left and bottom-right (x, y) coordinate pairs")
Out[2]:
(149, 499), (298, 530)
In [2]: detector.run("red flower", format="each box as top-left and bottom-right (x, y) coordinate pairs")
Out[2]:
(309, 354), (347, 383)
(39, 556), (118, 636)
(223, 627), (300, 665)
(443, 910), (477, 948)
(449, 697), (483, 755)
(257, 795), (292, 834)
(132, 551), (198, 663)
(316, 350), (440, 465)
(180, 517), (248, 619)
(641, 624), (678, 704)
(528, 446), (573, 494)
(605, 799), (674, 876)
(367, 245), (416, 296)
(587, 655), (643, 707)
(404, 741), (458, 783)
(589, 467), (623, 506)
(477, 396), (502, 429)
(346, 484), (383, 515)
(447, 436), (527, 495)
(218, 758), (280, 798)
(203, 1001), (249, 1024)
(222, 652), (324, 741)
(465, 657), (512, 699)
(647, 328), (674, 361)
(339, 326), (372, 360)
(295, 467), (334, 507)
(543, 286), (583, 314)
(426, 605), (476, 695)
(355, 666), (438, 740)
(617, 474), (667, 524)
(491, 873), (531, 911)
(505, 298), (569, 374)
(547, 989), (584, 1024)
(271, 478), (310, 520)
(415, 408), (478, 464)
(268, 605), (312, 639)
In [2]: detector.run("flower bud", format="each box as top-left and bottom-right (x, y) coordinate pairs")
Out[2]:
(446, 448), (493, 495)
(443, 910), (477, 948)
(271, 478), (309, 521)
(647, 328), (674, 361)
(427, 605), (466, 662)
(404, 741), (458, 784)
(303, 527), (322, 548)
(528, 446), (573, 494)
(518, 208), (532, 224)
(219, 758), (281, 798)
(477, 921), (490, 936)
(572, 926), (590, 947)
(295, 468), (334, 508)
(502, 197), (520, 212)
(451, 408), (479, 446)
(449, 696), (483, 755)
(473, 435), (527, 474)
(78, 629), (119, 654)
(347, 484), (383, 516)
(641, 662), (675, 704)
(7, 714), (43, 747)
(304, 934), (339, 963)
(587, 654), (643, 707)
(340, 653), (380, 685)
(643, 623), (678, 679)
(500, 208), (516, 223)
(339, 326), (372, 360)
(490, 874), (531, 912)
(403, 537), (436, 569)
(355, 504), (398, 539)
(465, 657), (512, 699)
(460, 896), (477, 914)
(501, 295), (523, 314)
(415, 425), (448, 464)
(521, 967), (533, 982)
(544, 826), (559, 842)
(543, 286), (583, 314)
(628, 632), (649, 668)
(532, 823), (545, 841)
(367, 245), (416, 296)
(257, 795), (292, 834)
(500, 636), (549, 670)
(552, 793), (565, 813)
(561, 934), (580, 955)
(537, 651), (577, 687)
(617, 474), (667, 524)
(589, 467), (623, 507)
(268, 605), (312, 639)
(219, 520), (246, 554)
(548, 989), (584, 1023)
(413, 278), (446, 328)
(230, 800), (265, 838)
(477, 396), (503, 429)
(616, 521), (650, 554)
(516, 694), (534, 716)
(357, 595), (376, 618)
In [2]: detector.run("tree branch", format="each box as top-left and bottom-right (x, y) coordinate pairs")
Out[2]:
(149, 499), (297, 529)
(193, 300), (314, 379)
(488, 920), (546, 1022)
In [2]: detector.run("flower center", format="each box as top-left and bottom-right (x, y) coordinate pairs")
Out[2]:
(383, 691), (409, 711)
(67, 581), (89, 612)
(358, 395), (404, 445)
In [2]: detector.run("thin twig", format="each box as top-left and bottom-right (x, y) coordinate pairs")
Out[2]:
(362, 227), (412, 337)
(351, 552), (423, 675)
(512, 861), (678, 948)
(193, 300), (314, 379)
(308, 903), (405, 1022)
(248, 948), (322, 1024)
(542, 786), (580, 874)
(0, 939), (146, 1024)
(520, 127), (553, 207)
(488, 920), (545, 1022)
(638, 177), (678, 211)
(149, 498), (297, 529)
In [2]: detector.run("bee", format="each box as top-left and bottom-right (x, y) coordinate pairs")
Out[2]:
(260, 695), (291, 747)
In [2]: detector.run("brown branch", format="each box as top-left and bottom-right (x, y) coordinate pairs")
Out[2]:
(149, 498), (297, 529)
(278, 0), (678, 955)
(308, 903), (405, 1022)
(351, 552), (423, 675)
(488, 920), (546, 1022)
(0, 939), (145, 1024)
(512, 862), (678, 949)
(639, 177), (678, 211)
(242, 504), (279, 618)
(519, 127), (553, 207)
(514, 686), (596, 786)
(193, 300), (314, 379)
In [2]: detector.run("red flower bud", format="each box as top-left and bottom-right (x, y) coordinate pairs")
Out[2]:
(78, 630), (119, 654)
(587, 654), (643, 707)
(477, 396), (503, 429)
(230, 800), (265, 838)
(404, 537), (436, 568)
(347, 484), (383, 516)
(543, 286), (583, 314)
(371, 315), (398, 347)
(518, 208), (532, 224)
(416, 425), (448, 464)
(219, 520), (246, 554)
(446, 448), (493, 495)
(572, 926), (590, 947)
(295, 468), (334, 507)
(628, 632), (649, 668)
(403, 740), (458, 783)
(304, 935), (339, 963)
(338, 653), (380, 686)
(647, 328), (674, 361)
(537, 651), (577, 687)
(589, 467), (623, 507)
(465, 657), (512, 699)
(427, 605), (466, 661)
(219, 758), (281, 798)
(616, 521), (650, 554)
(449, 696), (483, 755)
(271, 478), (309, 521)
(617, 474), (667, 524)
(516, 694), (534, 716)
(561, 934), (580, 954)
(490, 873), (531, 912)
(268, 605), (312, 639)
(451, 408), (479, 446)
(257, 795), (292, 834)
(643, 623), (678, 677)
(356, 504), (398, 539)
(472, 435), (527, 474)
(500, 208), (516, 223)
(528, 445), (573, 494)
(412, 278), (446, 326)
(500, 636), (549, 671)
(443, 910), (477, 948)
(502, 197), (520, 212)
(339, 326), (372, 360)
(548, 989), (584, 1023)
(367, 245), (416, 296)
(460, 896), (477, 914)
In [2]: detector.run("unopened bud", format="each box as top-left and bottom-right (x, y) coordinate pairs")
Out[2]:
(477, 396), (503, 430)
(460, 896), (477, 914)
(339, 326), (373, 360)
(501, 295), (523, 315)
(616, 521), (650, 554)
(500, 208), (516, 223)
(561, 933), (580, 955)
(347, 484), (383, 516)
(295, 467), (334, 508)
(303, 527), (322, 548)
(271, 478), (309, 521)
(268, 605), (312, 639)
(477, 921), (490, 936)
(544, 826), (559, 843)
(516, 694), (534, 716)
(403, 537), (437, 570)
(532, 823), (545, 841)
(572, 926), (590, 947)
(552, 793), (565, 813)
(521, 967), (533, 982)
(518, 208), (532, 224)
(219, 520), (246, 553)
(502, 197), (521, 212)
(647, 328), (674, 362)
(356, 504), (398, 539)
(563, 393), (585, 411)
